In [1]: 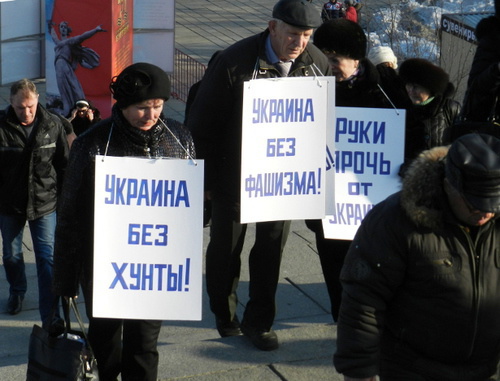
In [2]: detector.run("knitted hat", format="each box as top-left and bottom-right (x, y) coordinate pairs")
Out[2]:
(445, 133), (500, 213)
(399, 58), (449, 96)
(367, 46), (398, 69)
(272, 0), (322, 29)
(313, 19), (367, 59)
(110, 62), (171, 108)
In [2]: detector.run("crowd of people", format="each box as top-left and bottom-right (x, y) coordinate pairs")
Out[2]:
(1, 0), (500, 380)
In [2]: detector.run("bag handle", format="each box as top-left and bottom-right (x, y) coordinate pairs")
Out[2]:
(62, 297), (93, 351)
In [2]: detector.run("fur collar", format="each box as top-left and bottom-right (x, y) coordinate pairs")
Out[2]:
(400, 146), (449, 230)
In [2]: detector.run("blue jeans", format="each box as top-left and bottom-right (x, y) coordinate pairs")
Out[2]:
(0, 212), (58, 324)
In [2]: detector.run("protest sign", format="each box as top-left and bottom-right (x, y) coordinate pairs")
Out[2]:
(240, 76), (336, 223)
(322, 107), (405, 240)
(93, 156), (204, 320)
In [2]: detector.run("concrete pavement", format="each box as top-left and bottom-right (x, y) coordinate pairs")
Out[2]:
(0, 1), (344, 380)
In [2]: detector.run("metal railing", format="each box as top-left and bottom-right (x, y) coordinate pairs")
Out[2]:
(169, 49), (206, 103)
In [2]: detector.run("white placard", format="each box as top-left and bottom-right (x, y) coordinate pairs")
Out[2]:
(93, 156), (204, 320)
(240, 76), (336, 223)
(322, 107), (405, 240)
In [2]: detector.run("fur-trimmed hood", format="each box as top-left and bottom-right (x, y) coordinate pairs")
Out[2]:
(400, 146), (449, 230)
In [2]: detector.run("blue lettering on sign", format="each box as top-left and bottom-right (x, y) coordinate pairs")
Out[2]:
(334, 150), (391, 175)
(109, 258), (192, 292)
(328, 203), (374, 225)
(104, 175), (190, 207)
(244, 168), (321, 198)
(252, 98), (314, 123)
(335, 118), (386, 143)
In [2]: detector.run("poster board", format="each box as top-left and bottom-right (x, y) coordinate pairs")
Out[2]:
(93, 156), (204, 320)
(240, 76), (336, 223)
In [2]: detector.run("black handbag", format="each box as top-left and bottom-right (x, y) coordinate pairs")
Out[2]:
(26, 298), (99, 381)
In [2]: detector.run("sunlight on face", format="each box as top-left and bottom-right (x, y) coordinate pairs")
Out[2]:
(269, 20), (313, 61)
(121, 99), (164, 130)
(11, 90), (38, 126)
(406, 83), (431, 105)
(324, 52), (359, 82)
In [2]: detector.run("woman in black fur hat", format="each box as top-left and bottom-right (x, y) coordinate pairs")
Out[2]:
(306, 18), (411, 323)
(399, 58), (461, 171)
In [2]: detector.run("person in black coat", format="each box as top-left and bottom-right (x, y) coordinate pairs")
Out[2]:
(334, 134), (500, 381)
(188, 0), (331, 351)
(67, 99), (101, 136)
(399, 58), (461, 172)
(307, 18), (410, 322)
(461, 3), (500, 125)
(53, 63), (195, 381)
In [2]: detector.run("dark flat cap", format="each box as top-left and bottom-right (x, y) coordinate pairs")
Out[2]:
(273, 0), (322, 29)
(446, 133), (500, 213)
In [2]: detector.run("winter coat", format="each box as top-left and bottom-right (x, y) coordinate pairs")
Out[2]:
(322, 1), (344, 22)
(306, 59), (409, 235)
(462, 15), (500, 122)
(334, 146), (500, 379)
(188, 29), (332, 201)
(404, 83), (461, 163)
(0, 104), (69, 220)
(344, 5), (357, 23)
(53, 106), (195, 298)
(336, 58), (408, 109)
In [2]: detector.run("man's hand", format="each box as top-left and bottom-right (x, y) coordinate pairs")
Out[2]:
(86, 108), (94, 121)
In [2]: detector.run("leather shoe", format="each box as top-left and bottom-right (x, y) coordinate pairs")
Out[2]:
(7, 294), (23, 315)
(216, 316), (242, 337)
(241, 323), (279, 351)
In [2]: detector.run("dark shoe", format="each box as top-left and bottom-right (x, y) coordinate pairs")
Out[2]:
(241, 324), (279, 351)
(216, 316), (242, 337)
(7, 294), (23, 315)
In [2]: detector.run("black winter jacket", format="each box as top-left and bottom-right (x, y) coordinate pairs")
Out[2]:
(53, 106), (195, 298)
(0, 104), (69, 219)
(462, 15), (500, 122)
(188, 29), (332, 201)
(334, 146), (500, 379)
(404, 84), (461, 162)
(336, 58), (409, 109)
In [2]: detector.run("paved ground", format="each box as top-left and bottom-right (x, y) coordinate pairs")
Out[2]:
(0, 1), (345, 380)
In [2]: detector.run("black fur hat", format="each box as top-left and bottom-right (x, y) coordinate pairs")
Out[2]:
(399, 58), (449, 96)
(110, 62), (171, 108)
(313, 19), (367, 59)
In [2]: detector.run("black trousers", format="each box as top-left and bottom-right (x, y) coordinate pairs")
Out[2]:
(83, 288), (161, 381)
(306, 219), (351, 322)
(205, 196), (290, 330)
